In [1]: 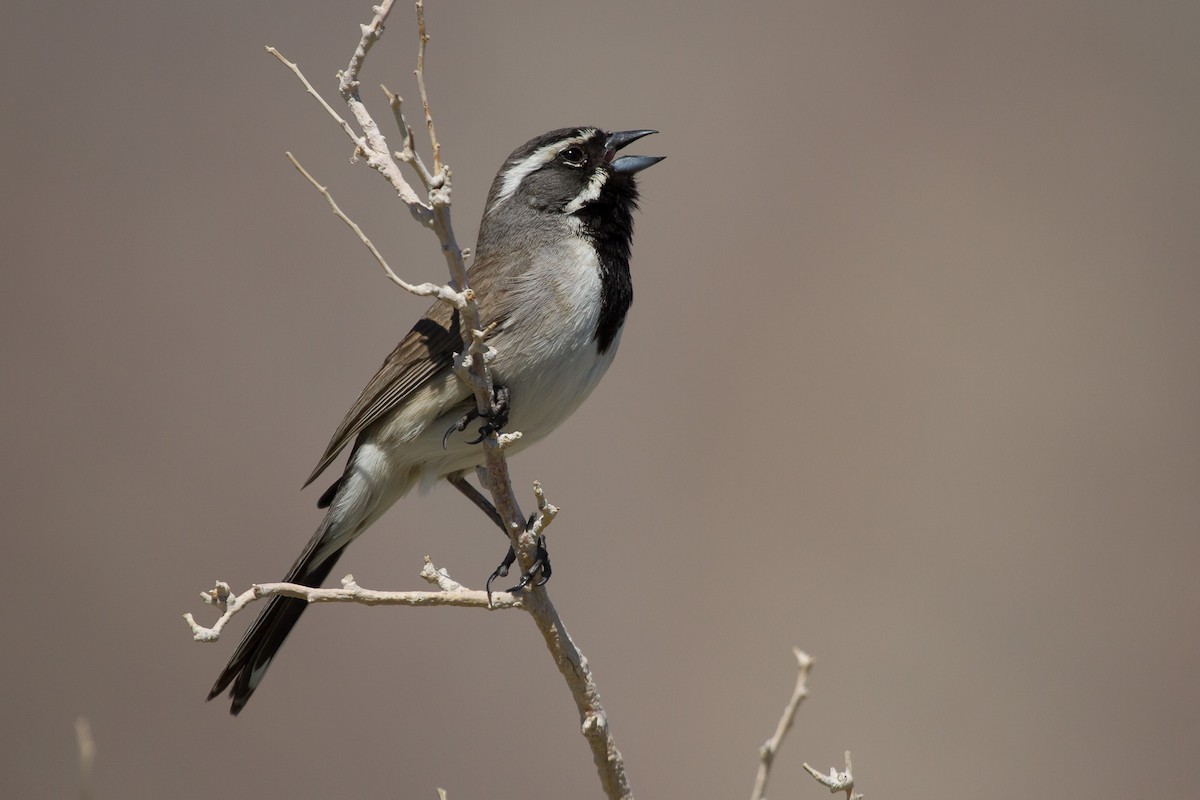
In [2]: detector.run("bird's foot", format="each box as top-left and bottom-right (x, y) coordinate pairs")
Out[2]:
(466, 384), (510, 445)
(485, 533), (551, 604)
(442, 385), (510, 448)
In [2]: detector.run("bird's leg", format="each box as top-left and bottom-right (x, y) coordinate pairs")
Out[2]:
(447, 472), (506, 534)
(447, 473), (553, 600)
(448, 472), (522, 604)
(485, 546), (519, 602)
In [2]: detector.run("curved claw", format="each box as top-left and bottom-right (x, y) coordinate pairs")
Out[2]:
(465, 423), (496, 446)
(484, 533), (552, 602)
(445, 385), (511, 448)
(442, 408), (480, 450)
(485, 545), (517, 607)
(532, 534), (551, 585)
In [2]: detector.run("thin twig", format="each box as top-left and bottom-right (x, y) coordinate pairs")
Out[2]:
(285, 151), (465, 307)
(523, 591), (633, 800)
(265, 46), (359, 144)
(751, 648), (815, 800)
(341, 0), (393, 91)
(382, 83), (433, 188)
(185, 562), (521, 642)
(803, 751), (861, 800)
(415, 0), (442, 173)
(529, 481), (559, 536)
(269, 42), (433, 224)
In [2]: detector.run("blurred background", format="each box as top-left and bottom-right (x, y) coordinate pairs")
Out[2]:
(2, 1), (1198, 798)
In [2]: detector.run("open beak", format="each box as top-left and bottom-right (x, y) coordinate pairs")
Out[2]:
(605, 129), (665, 175)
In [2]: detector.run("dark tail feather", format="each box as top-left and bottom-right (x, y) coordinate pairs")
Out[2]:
(207, 535), (346, 715)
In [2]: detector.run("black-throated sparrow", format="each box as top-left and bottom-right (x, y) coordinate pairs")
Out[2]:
(208, 127), (662, 714)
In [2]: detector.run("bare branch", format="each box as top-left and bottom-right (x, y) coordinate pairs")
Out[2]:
(268, 42), (433, 226)
(522, 591), (633, 800)
(414, 0), (442, 173)
(285, 151), (466, 307)
(803, 751), (861, 800)
(335, 2), (438, 226)
(751, 648), (815, 800)
(184, 560), (522, 643)
(341, 0), (391, 91)
(529, 480), (559, 536)
(264, 46), (359, 145)
(382, 83), (434, 188)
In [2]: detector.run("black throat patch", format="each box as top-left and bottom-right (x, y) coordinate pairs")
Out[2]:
(575, 175), (640, 354)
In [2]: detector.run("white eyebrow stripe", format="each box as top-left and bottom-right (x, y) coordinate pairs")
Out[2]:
(491, 132), (596, 208)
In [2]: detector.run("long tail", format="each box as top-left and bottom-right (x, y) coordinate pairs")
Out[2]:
(206, 517), (347, 714)
(208, 444), (395, 714)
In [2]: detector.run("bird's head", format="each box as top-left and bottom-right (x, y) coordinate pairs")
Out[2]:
(483, 127), (663, 221)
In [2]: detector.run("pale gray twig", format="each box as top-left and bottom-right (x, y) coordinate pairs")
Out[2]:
(803, 751), (861, 800)
(284, 151), (466, 307)
(414, 0), (442, 173)
(184, 561), (522, 643)
(751, 648), (815, 800)
(382, 84), (433, 188)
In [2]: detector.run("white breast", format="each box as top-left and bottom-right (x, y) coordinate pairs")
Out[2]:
(490, 235), (620, 438)
(371, 234), (623, 493)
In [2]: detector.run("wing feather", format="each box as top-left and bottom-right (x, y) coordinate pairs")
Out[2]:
(302, 302), (464, 487)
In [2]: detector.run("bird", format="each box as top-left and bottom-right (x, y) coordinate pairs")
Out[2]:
(208, 127), (663, 714)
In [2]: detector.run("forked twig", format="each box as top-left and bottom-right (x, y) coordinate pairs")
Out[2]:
(185, 562), (521, 643)
(285, 151), (465, 307)
(803, 751), (861, 800)
(751, 650), (863, 800)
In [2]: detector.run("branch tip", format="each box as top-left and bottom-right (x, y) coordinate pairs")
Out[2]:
(803, 751), (859, 799)
(750, 648), (818, 800)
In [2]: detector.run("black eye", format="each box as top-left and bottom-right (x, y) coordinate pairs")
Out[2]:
(559, 146), (586, 167)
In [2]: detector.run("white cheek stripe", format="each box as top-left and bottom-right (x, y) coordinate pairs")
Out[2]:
(491, 132), (596, 208)
(563, 169), (608, 214)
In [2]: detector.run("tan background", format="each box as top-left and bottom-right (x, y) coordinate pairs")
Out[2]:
(3, 2), (1198, 798)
